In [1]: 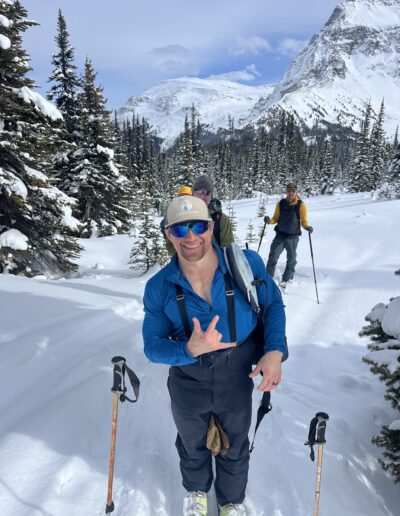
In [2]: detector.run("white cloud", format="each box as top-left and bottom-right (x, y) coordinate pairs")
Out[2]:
(229, 36), (271, 56)
(278, 37), (308, 56)
(206, 64), (261, 82)
(149, 44), (189, 58)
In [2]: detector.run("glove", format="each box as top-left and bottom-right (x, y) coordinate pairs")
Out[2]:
(306, 226), (313, 233)
(264, 216), (271, 224)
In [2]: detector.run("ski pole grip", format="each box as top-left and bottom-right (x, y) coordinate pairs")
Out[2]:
(315, 412), (329, 444)
(111, 356), (126, 393)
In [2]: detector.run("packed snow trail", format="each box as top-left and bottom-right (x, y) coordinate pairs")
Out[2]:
(0, 193), (399, 515)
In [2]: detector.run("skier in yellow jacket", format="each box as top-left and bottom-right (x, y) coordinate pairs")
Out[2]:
(265, 183), (313, 289)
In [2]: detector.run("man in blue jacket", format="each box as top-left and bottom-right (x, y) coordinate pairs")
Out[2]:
(143, 195), (287, 516)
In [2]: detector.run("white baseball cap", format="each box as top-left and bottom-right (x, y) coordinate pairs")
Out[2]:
(165, 195), (212, 228)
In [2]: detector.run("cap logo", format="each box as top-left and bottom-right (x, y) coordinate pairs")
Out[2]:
(181, 199), (192, 212)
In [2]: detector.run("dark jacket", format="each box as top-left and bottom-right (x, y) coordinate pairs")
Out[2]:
(268, 195), (309, 238)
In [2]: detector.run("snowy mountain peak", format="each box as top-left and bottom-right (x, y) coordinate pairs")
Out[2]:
(254, 0), (400, 134)
(117, 0), (400, 146)
(117, 77), (274, 148)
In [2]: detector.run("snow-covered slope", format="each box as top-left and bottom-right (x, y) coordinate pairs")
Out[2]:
(117, 77), (274, 147)
(0, 193), (400, 515)
(117, 0), (400, 146)
(254, 0), (400, 133)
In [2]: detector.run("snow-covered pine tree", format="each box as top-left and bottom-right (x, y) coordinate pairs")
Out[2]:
(320, 139), (336, 194)
(387, 144), (400, 199)
(257, 195), (267, 217)
(71, 58), (130, 237)
(0, 0), (81, 276)
(175, 113), (194, 189)
(351, 101), (373, 192)
(370, 100), (386, 191)
(361, 297), (400, 483)
(226, 200), (237, 240)
(246, 219), (256, 244)
(47, 9), (82, 142)
(129, 175), (168, 272)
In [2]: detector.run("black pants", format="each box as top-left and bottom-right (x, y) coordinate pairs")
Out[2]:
(168, 340), (255, 506)
(267, 234), (299, 282)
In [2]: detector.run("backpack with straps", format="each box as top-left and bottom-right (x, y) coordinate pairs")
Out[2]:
(209, 198), (222, 246)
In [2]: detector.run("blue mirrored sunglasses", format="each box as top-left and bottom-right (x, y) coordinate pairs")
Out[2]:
(170, 220), (209, 238)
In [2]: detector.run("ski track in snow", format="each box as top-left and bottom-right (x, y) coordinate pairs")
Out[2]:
(0, 193), (399, 515)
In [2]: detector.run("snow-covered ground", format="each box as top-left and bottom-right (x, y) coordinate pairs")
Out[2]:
(0, 192), (399, 516)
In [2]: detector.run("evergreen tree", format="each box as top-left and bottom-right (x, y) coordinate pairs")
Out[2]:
(0, 0), (81, 276)
(246, 219), (256, 244)
(129, 175), (168, 272)
(320, 139), (335, 194)
(386, 144), (400, 199)
(370, 100), (386, 190)
(47, 10), (81, 142)
(175, 113), (194, 188)
(70, 58), (130, 237)
(227, 200), (238, 240)
(361, 298), (400, 483)
(351, 101), (373, 191)
(257, 195), (267, 217)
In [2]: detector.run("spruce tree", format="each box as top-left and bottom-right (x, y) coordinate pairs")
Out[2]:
(0, 0), (81, 276)
(175, 113), (194, 189)
(257, 195), (267, 217)
(129, 175), (168, 272)
(227, 200), (237, 240)
(47, 10), (81, 142)
(71, 58), (130, 237)
(320, 140), (335, 194)
(386, 144), (400, 199)
(370, 100), (386, 191)
(361, 298), (400, 483)
(246, 219), (256, 244)
(351, 101), (373, 192)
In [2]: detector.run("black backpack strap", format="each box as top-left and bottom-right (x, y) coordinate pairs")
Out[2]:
(175, 274), (237, 342)
(223, 272), (236, 342)
(175, 285), (192, 338)
(294, 198), (302, 220)
(249, 390), (272, 453)
(211, 211), (222, 246)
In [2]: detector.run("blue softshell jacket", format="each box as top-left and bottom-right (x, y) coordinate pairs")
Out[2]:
(142, 245), (286, 366)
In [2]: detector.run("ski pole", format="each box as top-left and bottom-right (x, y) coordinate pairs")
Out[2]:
(257, 216), (268, 254)
(106, 356), (140, 514)
(305, 412), (329, 516)
(308, 231), (320, 304)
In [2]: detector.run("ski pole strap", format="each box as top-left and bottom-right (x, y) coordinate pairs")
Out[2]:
(111, 356), (140, 403)
(305, 412), (329, 461)
(249, 391), (272, 453)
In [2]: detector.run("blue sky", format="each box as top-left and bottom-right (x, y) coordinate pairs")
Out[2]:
(22, 0), (340, 109)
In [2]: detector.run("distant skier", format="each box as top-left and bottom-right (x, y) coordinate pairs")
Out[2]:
(143, 195), (286, 516)
(265, 183), (313, 289)
(192, 175), (234, 248)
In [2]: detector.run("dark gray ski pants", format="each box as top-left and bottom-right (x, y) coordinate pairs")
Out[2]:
(267, 234), (299, 282)
(167, 340), (255, 507)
